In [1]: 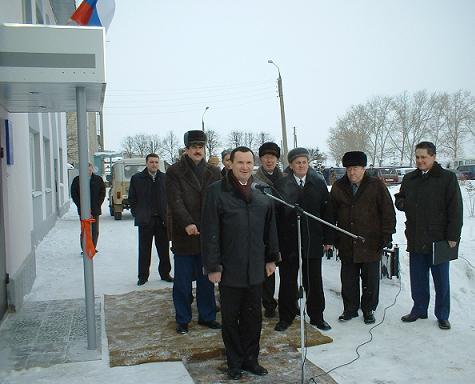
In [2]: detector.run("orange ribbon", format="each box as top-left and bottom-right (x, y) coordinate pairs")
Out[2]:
(80, 217), (97, 260)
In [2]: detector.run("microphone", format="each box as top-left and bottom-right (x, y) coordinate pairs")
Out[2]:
(251, 182), (268, 191)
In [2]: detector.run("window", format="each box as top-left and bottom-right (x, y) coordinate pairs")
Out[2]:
(43, 139), (52, 189)
(30, 131), (42, 192)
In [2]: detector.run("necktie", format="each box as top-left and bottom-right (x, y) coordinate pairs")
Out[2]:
(352, 183), (358, 195)
(299, 179), (304, 189)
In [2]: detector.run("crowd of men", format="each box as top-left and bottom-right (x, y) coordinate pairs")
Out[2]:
(73, 132), (463, 380)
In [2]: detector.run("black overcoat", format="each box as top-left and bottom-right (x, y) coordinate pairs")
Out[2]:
(201, 175), (280, 287)
(166, 156), (221, 255)
(394, 162), (463, 254)
(274, 171), (333, 261)
(71, 173), (106, 217)
(128, 168), (167, 227)
(330, 173), (396, 263)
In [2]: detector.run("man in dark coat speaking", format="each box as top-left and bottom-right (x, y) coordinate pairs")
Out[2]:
(201, 146), (280, 380)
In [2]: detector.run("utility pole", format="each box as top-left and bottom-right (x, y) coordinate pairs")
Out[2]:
(268, 60), (289, 167)
(201, 106), (210, 132)
(293, 126), (297, 148)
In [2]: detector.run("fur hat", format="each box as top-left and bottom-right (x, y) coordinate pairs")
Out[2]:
(288, 147), (310, 163)
(342, 151), (367, 167)
(184, 130), (207, 147)
(258, 142), (280, 158)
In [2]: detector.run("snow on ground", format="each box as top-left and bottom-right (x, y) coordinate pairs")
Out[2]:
(1, 184), (475, 384)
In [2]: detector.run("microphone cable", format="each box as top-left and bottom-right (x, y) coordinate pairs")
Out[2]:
(307, 264), (403, 384)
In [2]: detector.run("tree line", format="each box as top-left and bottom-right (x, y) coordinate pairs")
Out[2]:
(327, 89), (475, 166)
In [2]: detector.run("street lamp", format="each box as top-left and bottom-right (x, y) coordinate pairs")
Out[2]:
(268, 59), (289, 167)
(201, 106), (210, 132)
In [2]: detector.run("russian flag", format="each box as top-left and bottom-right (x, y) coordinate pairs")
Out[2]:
(70, 0), (115, 31)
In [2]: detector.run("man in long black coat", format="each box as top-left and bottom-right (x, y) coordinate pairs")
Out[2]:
(166, 130), (222, 335)
(201, 146), (280, 380)
(129, 153), (172, 286)
(274, 148), (333, 332)
(71, 163), (106, 252)
(395, 141), (463, 330)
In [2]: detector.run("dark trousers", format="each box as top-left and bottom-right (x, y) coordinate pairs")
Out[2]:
(220, 284), (262, 370)
(173, 254), (216, 325)
(409, 252), (450, 320)
(80, 215), (99, 250)
(340, 260), (380, 314)
(262, 273), (277, 311)
(278, 257), (325, 324)
(137, 216), (171, 281)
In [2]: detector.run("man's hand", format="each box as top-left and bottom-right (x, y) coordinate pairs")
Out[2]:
(208, 272), (221, 284)
(265, 262), (276, 277)
(448, 240), (457, 248)
(185, 224), (200, 236)
(323, 244), (332, 252)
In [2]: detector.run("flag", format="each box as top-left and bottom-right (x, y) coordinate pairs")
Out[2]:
(70, 0), (116, 31)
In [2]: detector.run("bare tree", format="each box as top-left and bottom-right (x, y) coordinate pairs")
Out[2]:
(256, 131), (274, 147)
(440, 90), (474, 160)
(205, 129), (222, 156)
(227, 131), (244, 148)
(121, 136), (135, 158)
(161, 131), (180, 163)
(132, 134), (150, 158)
(307, 147), (326, 163)
(148, 134), (162, 154)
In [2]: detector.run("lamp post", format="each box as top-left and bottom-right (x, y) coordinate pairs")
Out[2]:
(201, 106), (210, 132)
(268, 59), (289, 167)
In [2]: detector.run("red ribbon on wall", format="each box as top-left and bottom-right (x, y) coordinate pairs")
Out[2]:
(80, 217), (97, 260)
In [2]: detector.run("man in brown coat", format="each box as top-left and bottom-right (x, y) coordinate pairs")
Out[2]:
(330, 151), (396, 324)
(166, 130), (222, 334)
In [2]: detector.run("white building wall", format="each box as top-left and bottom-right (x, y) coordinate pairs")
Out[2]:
(0, 0), (73, 312)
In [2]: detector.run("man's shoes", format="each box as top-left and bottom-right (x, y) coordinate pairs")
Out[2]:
(310, 319), (332, 331)
(197, 319), (221, 329)
(176, 323), (188, 334)
(274, 320), (291, 331)
(264, 307), (276, 318)
(363, 311), (376, 324)
(162, 274), (174, 283)
(227, 368), (242, 380)
(242, 362), (268, 376)
(137, 279), (147, 286)
(401, 313), (428, 322)
(338, 311), (359, 321)
(438, 320), (451, 330)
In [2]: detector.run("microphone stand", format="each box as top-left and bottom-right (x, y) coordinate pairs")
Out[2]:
(256, 187), (364, 384)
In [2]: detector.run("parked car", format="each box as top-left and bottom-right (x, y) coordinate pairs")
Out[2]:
(456, 164), (475, 180)
(108, 158), (146, 220)
(396, 167), (416, 183)
(366, 167), (399, 185)
(322, 167), (346, 185)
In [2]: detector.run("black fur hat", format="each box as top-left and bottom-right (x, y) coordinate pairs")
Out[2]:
(342, 151), (367, 167)
(258, 142), (280, 158)
(184, 130), (207, 147)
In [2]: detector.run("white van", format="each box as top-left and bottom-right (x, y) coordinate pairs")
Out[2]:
(396, 167), (416, 183)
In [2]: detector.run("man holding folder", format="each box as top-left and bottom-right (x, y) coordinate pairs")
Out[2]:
(395, 141), (463, 330)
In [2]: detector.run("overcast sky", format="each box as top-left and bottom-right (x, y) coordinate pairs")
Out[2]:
(101, 0), (475, 157)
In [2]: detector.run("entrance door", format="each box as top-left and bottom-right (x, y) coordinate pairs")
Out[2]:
(0, 120), (8, 319)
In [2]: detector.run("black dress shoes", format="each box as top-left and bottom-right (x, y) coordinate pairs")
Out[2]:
(401, 313), (428, 322)
(176, 323), (188, 334)
(338, 311), (359, 321)
(197, 319), (221, 329)
(227, 368), (242, 380)
(310, 319), (332, 331)
(438, 320), (451, 330)
(363, 311), (376, 324)
(161, 274), (174, 283)
(242, 363), (268, 376)
(274, 320), (291, 331)
(137, 279), (147, 286)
